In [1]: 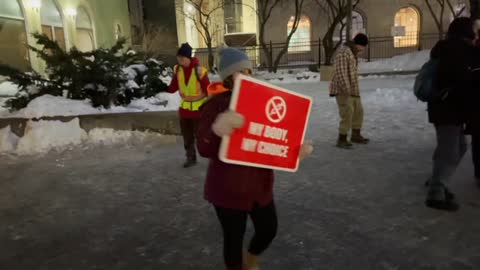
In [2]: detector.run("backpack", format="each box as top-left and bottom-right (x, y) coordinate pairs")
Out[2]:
(413, 58), (439, 102)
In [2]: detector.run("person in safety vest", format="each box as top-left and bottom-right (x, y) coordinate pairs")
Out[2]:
(168, 43), (210, 168)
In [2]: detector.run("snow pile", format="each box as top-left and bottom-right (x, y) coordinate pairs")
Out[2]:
(257, 70), (320, 84)
(0, 92), (180, 118)
(359, 50), (429, 74)
(0, 81), (19, 96)
(0, 126), (19, 153)
(1, 95), (98, 118)
(16, 118), (87, 155)
(0, 118), (165, 155)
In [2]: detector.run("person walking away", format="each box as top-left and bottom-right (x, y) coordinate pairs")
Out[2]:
(425, 18), (476, 211)
(196, 48), (314, 270)
(168, 43), (210, 168)
(329, 33), (370, 149)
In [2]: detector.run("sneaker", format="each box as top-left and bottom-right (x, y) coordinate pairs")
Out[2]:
(183, 159), (197, 168)
(425, 186), (459, 212)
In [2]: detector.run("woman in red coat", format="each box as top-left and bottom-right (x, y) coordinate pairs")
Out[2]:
(196, 48), (313, 270)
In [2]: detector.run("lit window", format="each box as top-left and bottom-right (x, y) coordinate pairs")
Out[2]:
(41, 0), (66, 50)
(0, 0), (30, 71)
(394, 7), (420, 48)
(75, 7), (95, 52)
(288, 15), (311, 52)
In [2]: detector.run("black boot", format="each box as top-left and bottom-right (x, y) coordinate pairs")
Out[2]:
(183, 159), (197, 168)
(336, 134), (353, 149)
(425, 185), (459, 212)
(351, 129), (370, 144)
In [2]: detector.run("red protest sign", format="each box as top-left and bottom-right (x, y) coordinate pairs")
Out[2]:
(219, 74), (313, 172)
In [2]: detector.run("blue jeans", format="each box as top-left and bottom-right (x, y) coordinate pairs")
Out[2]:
(430, 125), (467, 194)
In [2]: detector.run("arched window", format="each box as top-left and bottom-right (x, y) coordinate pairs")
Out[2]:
(394, 7), (420, 48)
(75, 7), (95, 52)
(41, 0), (66, 50)
(0, 0), (29, 71)
(339, 10), (366, 41)
(288, 15), (311, 52)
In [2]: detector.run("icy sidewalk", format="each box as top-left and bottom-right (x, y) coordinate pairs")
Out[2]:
(1, 76), (479, 269)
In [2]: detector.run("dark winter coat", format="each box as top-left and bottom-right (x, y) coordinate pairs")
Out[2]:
(427, 39), (475, 125)
(466, 46), (480, 134)
(196, 91), (274, 211)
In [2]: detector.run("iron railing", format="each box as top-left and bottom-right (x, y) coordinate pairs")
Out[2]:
(193, 33), (441, 70)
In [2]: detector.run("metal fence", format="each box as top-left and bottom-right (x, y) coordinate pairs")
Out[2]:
(193, 33), (441, 70)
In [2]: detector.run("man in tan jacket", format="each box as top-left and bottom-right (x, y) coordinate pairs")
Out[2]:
(330, 33), (369, 149)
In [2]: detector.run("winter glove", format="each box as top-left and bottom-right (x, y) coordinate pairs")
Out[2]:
(299, 140), (314, 160)
(212, 110), (245, 137)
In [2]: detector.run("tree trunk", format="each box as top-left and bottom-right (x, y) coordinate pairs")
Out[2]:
(207, 42), (214, 72)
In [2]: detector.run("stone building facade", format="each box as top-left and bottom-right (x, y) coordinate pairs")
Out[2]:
(173, 0), (469, 67)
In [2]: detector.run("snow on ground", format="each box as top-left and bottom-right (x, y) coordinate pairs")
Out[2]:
(2, 75), (479, 269)
(0, 81), (19, 96)
(0, 92), (181, 118)
(359, 50), (429, 74)
(0, 75), (423, 157)
(256, 70), (320, 84)
(0, 118), (166, 155)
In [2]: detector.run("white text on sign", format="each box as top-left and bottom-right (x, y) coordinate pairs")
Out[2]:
(240, 122), (290, 158)
(247, 122), (288, 142)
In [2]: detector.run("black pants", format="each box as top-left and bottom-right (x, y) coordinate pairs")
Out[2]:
(214, 201), (278, 269)
(472, 134), (480, 178)
(180, 118), (199, 161)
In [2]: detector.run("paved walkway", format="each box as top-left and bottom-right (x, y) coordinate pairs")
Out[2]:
(1, 79), (480, 269)
(1, 139), (479, 270)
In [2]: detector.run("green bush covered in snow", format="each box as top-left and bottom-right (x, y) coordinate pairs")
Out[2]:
(0, 33), (171, 111)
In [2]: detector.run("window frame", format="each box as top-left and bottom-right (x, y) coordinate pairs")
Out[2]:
(287, 15), (312, 53)
(393, 6), (421, 48)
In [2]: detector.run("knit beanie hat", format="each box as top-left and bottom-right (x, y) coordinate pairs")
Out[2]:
(177, 43), (193, 58)
(447, 17), (475, 41)
(354, 33), (369, 46)
(218, 48), (252, 81)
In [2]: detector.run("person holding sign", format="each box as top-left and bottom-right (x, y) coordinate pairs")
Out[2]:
(197, 48), (313, 270)
(330, 33), (370, 149)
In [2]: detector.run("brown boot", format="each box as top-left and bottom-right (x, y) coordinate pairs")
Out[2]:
(351, 129), (370, 144)
(243, 251), (260, 270)
(336, 134), (353, 149)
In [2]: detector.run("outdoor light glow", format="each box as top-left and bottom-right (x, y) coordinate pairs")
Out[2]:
(186, 4), (194, 13)
(65, 8), (77, 17)
(30, 0), (42, 9)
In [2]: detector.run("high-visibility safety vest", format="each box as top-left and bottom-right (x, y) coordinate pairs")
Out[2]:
(175, 65), (208, 111)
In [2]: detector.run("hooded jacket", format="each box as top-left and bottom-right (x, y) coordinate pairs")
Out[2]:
(427, 39), (475, 125)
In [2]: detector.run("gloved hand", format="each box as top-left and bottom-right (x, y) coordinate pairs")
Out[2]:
(212, 110), (245, 137)
(299, 140), (314, 160)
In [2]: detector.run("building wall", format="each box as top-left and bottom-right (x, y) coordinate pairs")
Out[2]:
(143, 0), (179, 65)
(1, 0), (132, 72)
